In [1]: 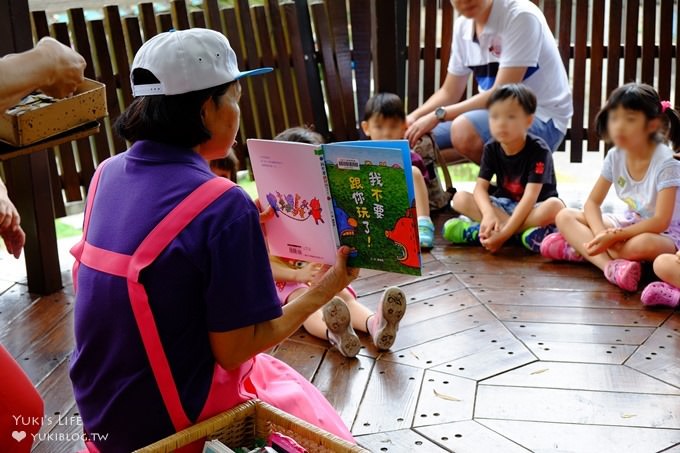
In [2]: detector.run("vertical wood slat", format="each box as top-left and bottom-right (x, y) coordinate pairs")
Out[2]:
(90, 19), (127, 155)
(222, 8), (257, 149)
(623, 0), (639, 83)
(157, 12), (173, 33)
(406, 0), (421, 113)
(570, 0), (588, 163)
(171, 0), (191, 30)
(124, 16), (144, 57)
(51, 22), (83, 202)
(253, 6), (286, 135)
(605, 0), (622, 98)
(326, 0), (359, 140)
(371, 0), (399, 94)
(349, 0), (371, 125)
(28, 10), (66, 218)
(139, 2), (158, 40)
(190, 10), (206, 28)
(203, 0), (223, 32)
(266, 0), (299, 127)
(439, 0), (453, 86)
(422, 0), (437, 100)
(281, 2), (318, 129)
(640, 0), (655, 85)
(542, 0), (557, 34)
(311, 2), (348, 141)
(236, 0), (271, 138)
(587, 0), (605, 150)
(104, 5), (134, 107)
(657, 0), (673, 102)
(557, 0), (572, 71)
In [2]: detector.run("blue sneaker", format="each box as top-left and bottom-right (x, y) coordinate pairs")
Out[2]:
(521, 225), (557, 253)
(442, 218), (480, 244)
(418, 217), (435, 249)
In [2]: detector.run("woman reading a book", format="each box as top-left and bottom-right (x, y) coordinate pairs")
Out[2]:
(68, 29), (357, 452)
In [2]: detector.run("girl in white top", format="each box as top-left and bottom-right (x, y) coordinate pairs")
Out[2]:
(541, 83), (680, 293)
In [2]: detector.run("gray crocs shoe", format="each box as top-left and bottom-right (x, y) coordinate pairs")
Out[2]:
(368, 286), (407, 350)
(322, 297), (361, 358)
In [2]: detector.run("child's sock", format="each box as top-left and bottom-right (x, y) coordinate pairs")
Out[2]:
(442, 217), (480, 244)
(520, 225), (558, 253)
(641, 282), (680, 307)
(418, 216), (435, 249)
(322, 297), (360, 358)
(367, 286), (406, 351)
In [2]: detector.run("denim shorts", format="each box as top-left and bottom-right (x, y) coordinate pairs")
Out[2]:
(432, 109), (565, 152)
(489, 196), (519, 215)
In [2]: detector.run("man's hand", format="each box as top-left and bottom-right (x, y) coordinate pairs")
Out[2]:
(36, 37), (86, 98)
(405, 113), (439, 148)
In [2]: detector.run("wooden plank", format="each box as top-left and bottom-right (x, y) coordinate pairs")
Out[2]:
(587, 0), (605, 150)
(350, 260), (448, 296)
(90, 19), (127, 156)
(311, 352), (375, 430)
(415, 420), (531, 453)
(484, 361), (680, 394)
(310, 3), (347, 141)
(557, 0), (572, 71)
(32, 403), (86, 453)
(327, 0), (358, 140)
(31, 10), (50, 39)
(269, 339), (326, 382)
(104, 5), (134, 107)
(139, 2), (158, 40)
(351, 361), (423, 435)
(569, 0), (587, 162)
(253, 6), (285, 135)
(0, 283), (36, 330)
(523, 339), (638, 364)
(441, 255), (603, 278)
(171, 0), (191, 30)
(412, 371), (476, 426)
(124, 16), (144, 57)
(349, 0), (371, 124)
(640, 0), (656, 85)
(657, 0), (674, 101)
(606, 0), (622, 97)
(371, 0), (398, 94)
(480, 419), (680, 453)
(474, 288), (641, 309)
(459, 272), (615, 292)
(406, 0), (421, 113)
(625, 326), (680, 388)
(157, 13), (174, 35)
(203, 0), (223, 32)
(439, 0), (453, 86)
(357, 429), (450, 452)
(486, 304), (671, 327)
(421, 0), (437, 100)
(543, 0), (557, 33)
(266, 0), (299, 127)
(504, 321), (655, 345)
(475, 385), (680, 428)
(357, 273), (463, 313)
(623, 0), (639, 83)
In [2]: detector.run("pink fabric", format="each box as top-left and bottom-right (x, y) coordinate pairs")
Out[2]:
(277, 281), (357, 305)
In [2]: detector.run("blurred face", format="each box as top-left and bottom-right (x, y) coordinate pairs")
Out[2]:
(451, 0), (493, 19)
(361, 115), (407, 141)
(488, 97), (533, 148)
(607, 106), (657, 151)
(198, 81), (242, 161)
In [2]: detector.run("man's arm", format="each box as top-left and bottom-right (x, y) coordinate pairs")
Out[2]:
(406, 72), (469, 124)
(0, 37), (86, 112)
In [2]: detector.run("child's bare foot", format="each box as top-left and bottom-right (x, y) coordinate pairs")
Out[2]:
(322, 297), (361, 358)
(367, 286), (407, 350)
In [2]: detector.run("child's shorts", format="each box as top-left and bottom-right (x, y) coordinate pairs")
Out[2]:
(275, 281), (357, 305)
(603, 211), (680, 250)
(489, 196), (558, 216)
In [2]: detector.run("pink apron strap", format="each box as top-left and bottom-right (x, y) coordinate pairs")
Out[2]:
(126, 177), (236, 431)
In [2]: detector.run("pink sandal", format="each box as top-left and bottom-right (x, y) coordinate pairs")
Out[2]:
(539, 232), (584, 262)
(641, 282), (680, 308)
(604, 259), (641, 292)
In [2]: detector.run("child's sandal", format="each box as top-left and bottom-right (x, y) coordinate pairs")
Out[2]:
(641, 282), (680, 308)
(367, 286), (407, 351)
(322, 297), (361, 358)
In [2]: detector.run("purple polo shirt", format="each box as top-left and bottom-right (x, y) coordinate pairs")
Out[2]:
(69, 140), (282, 452)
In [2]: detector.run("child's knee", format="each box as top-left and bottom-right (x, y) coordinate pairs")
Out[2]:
(452, 190), (474, 211)
(653, 253), (679, 279)
(555, 207), (577, 227)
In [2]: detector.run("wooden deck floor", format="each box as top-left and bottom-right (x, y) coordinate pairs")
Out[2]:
(1, 211), (679, 452)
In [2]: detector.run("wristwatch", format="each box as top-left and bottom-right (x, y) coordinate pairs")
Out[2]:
(434, 106), (447, 122)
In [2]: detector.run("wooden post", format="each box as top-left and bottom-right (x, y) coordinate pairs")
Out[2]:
(1, 0), (63, 294)
(371, 0), (399, 94)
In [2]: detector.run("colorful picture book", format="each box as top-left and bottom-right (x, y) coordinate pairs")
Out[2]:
(247, 139), (422, 276)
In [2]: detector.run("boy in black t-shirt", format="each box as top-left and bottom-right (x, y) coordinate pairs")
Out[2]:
(442, 84), (565, 253)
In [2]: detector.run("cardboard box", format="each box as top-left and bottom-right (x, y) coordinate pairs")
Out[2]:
(0, 78), (107, 147)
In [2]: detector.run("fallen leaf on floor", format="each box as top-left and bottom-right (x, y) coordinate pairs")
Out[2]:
(621, 414), (637, 418)
(530, 368), (549, 375)
(434, 389), (461, 401)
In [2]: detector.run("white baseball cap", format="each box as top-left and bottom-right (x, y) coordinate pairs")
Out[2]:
(130, 28), (272, 96)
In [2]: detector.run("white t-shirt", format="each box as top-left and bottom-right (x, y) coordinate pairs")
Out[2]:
(601, 144), (680, 221)
(447, 0), (573, 133)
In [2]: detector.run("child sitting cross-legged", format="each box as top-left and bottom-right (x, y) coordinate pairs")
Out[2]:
(442, 84), (565, 253)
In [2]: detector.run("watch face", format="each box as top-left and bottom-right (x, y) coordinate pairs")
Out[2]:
(435, 107), (446, 121)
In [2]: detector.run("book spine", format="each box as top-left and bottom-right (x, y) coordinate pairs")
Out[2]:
(316, 147), (341, 248)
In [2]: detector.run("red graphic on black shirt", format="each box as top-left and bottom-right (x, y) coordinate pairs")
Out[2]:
(503, 177), (524, 201)
(535, 162), (545, 175)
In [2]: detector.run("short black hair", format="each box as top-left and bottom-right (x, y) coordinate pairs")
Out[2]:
(363, 92), (406, 122)
(115, 68), (234, 148)
(594, 82), (680, 148)
(487, 84), (537, 114)
(274, 126), (324, 145)
(210, 150), (239, 173)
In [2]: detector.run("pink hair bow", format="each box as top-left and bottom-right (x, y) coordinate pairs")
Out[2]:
(661, 100), (672, 113)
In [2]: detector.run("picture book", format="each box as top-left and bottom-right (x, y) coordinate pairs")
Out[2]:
(247, 139), (422, 276)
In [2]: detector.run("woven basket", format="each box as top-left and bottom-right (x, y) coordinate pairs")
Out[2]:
(134, 399), (369, 453)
